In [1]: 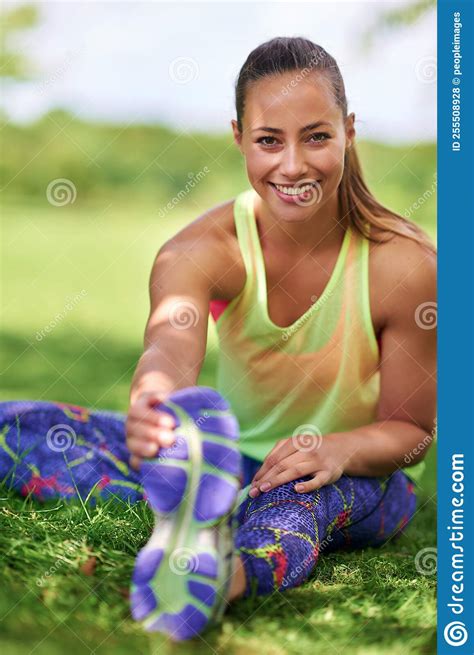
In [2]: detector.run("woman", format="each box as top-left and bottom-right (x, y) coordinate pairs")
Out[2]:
(0, 37), (436, 642)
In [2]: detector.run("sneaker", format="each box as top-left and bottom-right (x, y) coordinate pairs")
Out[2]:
(130, 386), (242, 640)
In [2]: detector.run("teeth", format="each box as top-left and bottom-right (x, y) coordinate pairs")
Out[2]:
(274, 183), (315, 195)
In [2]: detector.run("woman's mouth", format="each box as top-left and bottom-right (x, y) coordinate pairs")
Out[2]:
(268, 181), (321, 204)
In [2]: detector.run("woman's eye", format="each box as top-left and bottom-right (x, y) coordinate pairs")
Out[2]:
(308, 132), (330, 143)
(257, 136), (278, 146)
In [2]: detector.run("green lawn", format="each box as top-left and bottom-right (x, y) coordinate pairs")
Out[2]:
(1, 196), (436, 654)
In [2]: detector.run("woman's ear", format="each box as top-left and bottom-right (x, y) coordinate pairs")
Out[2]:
(231, 119), (243, 152)
(345, 112), (356, 148)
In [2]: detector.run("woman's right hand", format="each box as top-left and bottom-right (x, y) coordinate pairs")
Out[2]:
(125, 391), (177, 471)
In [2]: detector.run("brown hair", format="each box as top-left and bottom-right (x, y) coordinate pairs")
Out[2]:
(235, 36), (436, 254)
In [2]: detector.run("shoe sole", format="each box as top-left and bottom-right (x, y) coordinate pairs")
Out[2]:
(130, 387), (241, 640)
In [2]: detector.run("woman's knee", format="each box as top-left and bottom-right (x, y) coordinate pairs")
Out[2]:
(233, 479), (322, 595)
(335, 471), (418, 549)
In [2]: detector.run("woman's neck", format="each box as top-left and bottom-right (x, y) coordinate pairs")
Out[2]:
(253, 191), (346, 256)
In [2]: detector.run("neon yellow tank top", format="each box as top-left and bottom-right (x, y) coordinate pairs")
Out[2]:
(214, 188), (425, 484)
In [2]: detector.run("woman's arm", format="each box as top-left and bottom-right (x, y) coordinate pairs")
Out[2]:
(126, 240), (215, 467)
(250, 237), (437, 495)
(126, 206), (245, 468)
(335, 241), (437, 477)
(129, 242), (213, 404)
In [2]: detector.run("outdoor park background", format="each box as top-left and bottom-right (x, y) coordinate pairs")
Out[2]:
(1, 2), (437, 654)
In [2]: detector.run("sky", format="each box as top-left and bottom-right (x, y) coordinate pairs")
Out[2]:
(2, 0), (437, 143)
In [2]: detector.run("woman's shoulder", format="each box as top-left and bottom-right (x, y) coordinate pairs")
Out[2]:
(369, 229), (436, 278)
(159, 197), (246, 300)
(368, 231), (437, 331)
(163, 198), (238, 247)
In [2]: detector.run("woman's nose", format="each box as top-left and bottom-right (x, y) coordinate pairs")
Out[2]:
(278, 145), (309, 179)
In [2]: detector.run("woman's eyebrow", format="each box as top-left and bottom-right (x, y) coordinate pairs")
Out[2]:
(252, 121), (332, 134)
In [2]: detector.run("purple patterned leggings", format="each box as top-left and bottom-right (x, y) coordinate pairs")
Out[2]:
(236, 454), (416, 595)
(0, 400), (417, 598)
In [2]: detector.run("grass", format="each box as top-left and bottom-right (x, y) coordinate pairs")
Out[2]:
(1, 188), (437, 654)
(0, 452), (437, 655)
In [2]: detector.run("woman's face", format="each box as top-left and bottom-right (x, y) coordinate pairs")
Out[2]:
(232, 71), (355, 223)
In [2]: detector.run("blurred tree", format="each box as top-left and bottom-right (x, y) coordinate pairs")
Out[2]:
(378, 0), (436, 28)
(362, 0), (436, 50)
(0, 3), (39, 80)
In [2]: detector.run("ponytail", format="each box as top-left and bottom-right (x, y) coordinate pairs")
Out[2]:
(339, 145), (436, 254)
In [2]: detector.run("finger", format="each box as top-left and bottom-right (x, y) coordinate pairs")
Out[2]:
(249, 456), (313, 497)
(148, 408), (176, 429)
(251, 439), (295, 484)
(127, 437), (160, 458)
(255, 448), (307, 484)
(142, 393), (176, 427)
(294, 470), (332, 493)
(126, 421), (176, 446)
(254, 460), (315, 494)
(128, 406), (176, 430)
(136, 391), (168, 409)
(130, 454), (142, 471)
(253, 460), (290, 490)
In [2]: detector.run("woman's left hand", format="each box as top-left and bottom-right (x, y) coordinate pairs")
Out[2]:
(249, 433), (349, 497)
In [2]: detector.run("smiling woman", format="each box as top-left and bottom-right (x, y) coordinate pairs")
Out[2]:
(1, 34), (437, 645)
(125, 36), (436, 639)
(232, 40), (435, 254)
